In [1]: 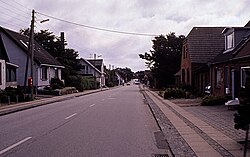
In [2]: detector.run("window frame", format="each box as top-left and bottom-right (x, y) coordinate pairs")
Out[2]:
(6, 65), (17, 82)
(215, 67), (222, 88)
(241, 66), (250, 88)
(226, 33), (234, 50)
(41, 66), (48, 80)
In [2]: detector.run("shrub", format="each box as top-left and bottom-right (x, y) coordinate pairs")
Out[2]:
(201, 95), (226, 106)
(1, 87), (26, 102)
(164, 88), (187, 99)
(50, 78), (64, 89)
(158, 90), (164, 97)
(65, 75), (100, 92)
(65, 75), (84, 92)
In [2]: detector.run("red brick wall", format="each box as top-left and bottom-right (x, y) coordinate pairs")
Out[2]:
(181, 41), (192, 85)
(211, 59), (250, 97)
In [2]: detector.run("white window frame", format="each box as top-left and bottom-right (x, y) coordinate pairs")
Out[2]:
(41, 66), (48, 80)
(226, 33), (234, 50)
(241, 66), (250, 88)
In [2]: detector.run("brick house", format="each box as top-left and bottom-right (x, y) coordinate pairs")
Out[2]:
(211, 24), (250, 102)
(180, 27), (225, 93)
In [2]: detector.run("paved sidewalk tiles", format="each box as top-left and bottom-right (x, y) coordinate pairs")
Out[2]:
(144, 89), (249, 157)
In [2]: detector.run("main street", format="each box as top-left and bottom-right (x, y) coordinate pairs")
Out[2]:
(0, 85), (168, 157)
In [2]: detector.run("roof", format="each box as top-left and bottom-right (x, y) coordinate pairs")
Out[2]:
(0, 34), (9, 61)
(0, 26), (63, 67)
(186, 27), (225, 63)
(244, 20), (250, 27)
(78, 58), (102, 74)
(87, 59), (103, 66)
(212, 30), (250, 64)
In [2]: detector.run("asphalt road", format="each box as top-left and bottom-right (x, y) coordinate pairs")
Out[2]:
(0, 85), (168, 157)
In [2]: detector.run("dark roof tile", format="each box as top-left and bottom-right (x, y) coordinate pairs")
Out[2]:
(186, 27), (225, 63)
(1, 27), (63, 67)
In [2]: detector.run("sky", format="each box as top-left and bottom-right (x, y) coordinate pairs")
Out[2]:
(0, 0), (249, 72)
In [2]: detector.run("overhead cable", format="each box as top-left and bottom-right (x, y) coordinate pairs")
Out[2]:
(37, 11), (158, 37)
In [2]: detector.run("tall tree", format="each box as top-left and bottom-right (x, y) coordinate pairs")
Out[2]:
(139, 33), (185, 88)
(20, 29), (80, 78)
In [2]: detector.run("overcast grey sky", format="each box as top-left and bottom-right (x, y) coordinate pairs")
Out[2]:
(0, 0), (249, 71)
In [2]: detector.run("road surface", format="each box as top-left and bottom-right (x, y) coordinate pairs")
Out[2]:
(0, 85), (168, 157)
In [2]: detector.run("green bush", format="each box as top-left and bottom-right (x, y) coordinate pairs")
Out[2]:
(201, 95), (226, 106)
(0, 87), (26, 102)
(50, 78), (64, 89)
(164, 88), (187, 99)
(65, 75), (99, 92)
(158, 90), (164, 97)
(65, 75), (84, 92)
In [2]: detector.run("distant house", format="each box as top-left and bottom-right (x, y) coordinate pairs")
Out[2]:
(0, 26), (64, 89)
(78, 58), (105, 87)
(211, 23), (250, 102)
(115, 72), (125, 85)
(180, 27), (225, 93)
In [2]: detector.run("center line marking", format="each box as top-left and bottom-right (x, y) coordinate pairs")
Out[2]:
(89, 104), (95, 107)
(0, 137), (32, 155)
(65, 113), (77, 120)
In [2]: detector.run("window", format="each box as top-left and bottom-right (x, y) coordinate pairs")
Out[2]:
(85, 66), (89, 74)
(241, 67), (250, 88)
(182, 45), (188, 59)
(226, 33), (234, 50)
(224, 66), (229, 88)
(41, 67), (47, 80)
(187, 68), (190, 84)
(6, 66), (16, 82)
(182, 69), (185, 83)
(185, 46), (188, 58)
(54, 68), (58, 78)
(215, 67), (222, 87)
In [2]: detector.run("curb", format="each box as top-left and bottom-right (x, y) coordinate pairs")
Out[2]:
(0, 88), (109, 116)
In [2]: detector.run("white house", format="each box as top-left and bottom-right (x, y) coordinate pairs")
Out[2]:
(78, 58), (105, 87)
(0, 26), (64, 89)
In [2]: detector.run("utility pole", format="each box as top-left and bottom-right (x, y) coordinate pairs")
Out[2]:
(29, 9), (35, 100)
(94, 54), (97, 89)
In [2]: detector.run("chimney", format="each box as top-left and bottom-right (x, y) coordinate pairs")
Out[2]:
(60, 32), (65, 50)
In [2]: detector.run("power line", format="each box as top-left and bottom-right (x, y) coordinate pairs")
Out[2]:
(0, 10), (29, 24)
(8, 0), (32, 11)
(0, 0), (30, 17)
(36, 11), (158, 37)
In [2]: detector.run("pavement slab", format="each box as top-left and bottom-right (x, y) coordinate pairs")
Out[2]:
(143, 88), (250, 157)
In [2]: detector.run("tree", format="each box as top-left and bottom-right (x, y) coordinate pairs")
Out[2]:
(20, 29), (80, 79)
(116, 67), (134, 82)
(234, 74), (250, 157)
(139, 33), (185, 88)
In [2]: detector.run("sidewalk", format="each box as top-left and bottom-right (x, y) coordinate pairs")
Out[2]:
(143, 88), (249, 157)
(0, 88), (108, 116)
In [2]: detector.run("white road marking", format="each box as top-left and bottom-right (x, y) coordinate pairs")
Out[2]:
(89, 104), (95, 107)
(108, 97), (116, 100)
(0, 137), (32, 155)
(65, 113), (77, 120)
